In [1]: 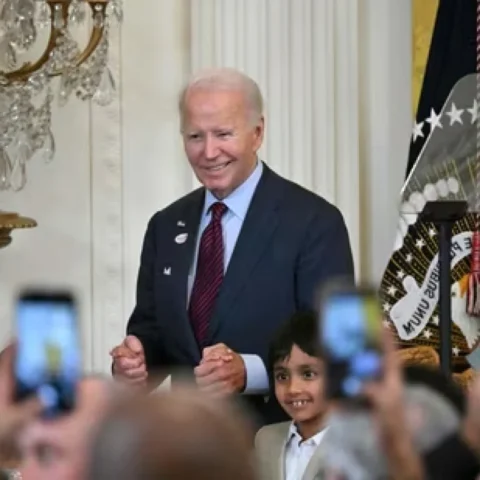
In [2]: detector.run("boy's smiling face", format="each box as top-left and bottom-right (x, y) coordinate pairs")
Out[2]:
(274, 344), (327, 439)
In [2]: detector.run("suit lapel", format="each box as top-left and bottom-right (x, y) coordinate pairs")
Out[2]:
(169, 188), (205, 362)
(269, 422), (290, 480)
(207, 166), (284, 341)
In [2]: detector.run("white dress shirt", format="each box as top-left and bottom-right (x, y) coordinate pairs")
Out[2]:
(284, 423), (327, 480)
(187, 160), (270, 394)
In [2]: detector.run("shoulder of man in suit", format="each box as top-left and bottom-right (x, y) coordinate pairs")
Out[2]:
(147, 187), (205, 225)
(275, 177), (346, 228)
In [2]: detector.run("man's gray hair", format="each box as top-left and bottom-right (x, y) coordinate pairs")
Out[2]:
(178, 68), (264, 128)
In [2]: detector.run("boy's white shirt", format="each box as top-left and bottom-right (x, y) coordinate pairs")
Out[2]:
(255, 421), (329, 480)
(285, 423), (328, 480)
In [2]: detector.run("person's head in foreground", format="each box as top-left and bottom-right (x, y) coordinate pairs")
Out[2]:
(323, 339), (463, 480)
(18, 376), (115, 480)
(268, 310), (328, 440)
(87, 387), (257, 480)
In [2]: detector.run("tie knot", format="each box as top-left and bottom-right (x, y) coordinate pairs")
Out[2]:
(209, 202), (227, 221)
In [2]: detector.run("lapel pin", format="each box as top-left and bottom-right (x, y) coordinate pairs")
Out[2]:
(175, 233), (188, 244)
(163, 267), (171, 276)
(177, 221), (186, 227)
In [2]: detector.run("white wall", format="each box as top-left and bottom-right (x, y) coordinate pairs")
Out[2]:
(0, 0), (411, 372)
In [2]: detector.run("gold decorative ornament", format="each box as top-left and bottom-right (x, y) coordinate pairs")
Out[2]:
(0, 210), (36, 248)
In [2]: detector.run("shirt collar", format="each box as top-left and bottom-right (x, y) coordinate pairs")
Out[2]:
(287, 422), (327, 447)
(203, 160), (263, 220)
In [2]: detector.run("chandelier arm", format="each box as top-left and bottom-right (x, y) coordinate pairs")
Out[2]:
(3, 2), (65, 82)
(51, 2), (108, 76)
(3, 0), (108, 82)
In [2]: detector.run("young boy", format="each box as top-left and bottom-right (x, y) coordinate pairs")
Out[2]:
(255, 311), (329, 480)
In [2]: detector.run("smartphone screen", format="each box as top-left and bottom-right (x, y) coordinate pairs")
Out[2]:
(320, 290), (383, 400)
(15, 291), (80, 417)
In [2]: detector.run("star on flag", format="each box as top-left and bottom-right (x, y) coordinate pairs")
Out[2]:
(412, 121), (424, 142)
(426, 108), (443, 130)
(387, 286), (397, 296)
(468, 99), (478, 123)
(445, 102), (463, 125)
(415, 238), (426, 249)
(423, 329), (432, 340)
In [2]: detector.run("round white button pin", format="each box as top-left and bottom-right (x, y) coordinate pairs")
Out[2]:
(175, 233), (188, 244)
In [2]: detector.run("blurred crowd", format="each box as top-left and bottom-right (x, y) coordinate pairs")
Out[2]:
(0, 311), (480, 480)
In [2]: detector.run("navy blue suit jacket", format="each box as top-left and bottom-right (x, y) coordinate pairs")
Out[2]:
(127, 164), (354, 425)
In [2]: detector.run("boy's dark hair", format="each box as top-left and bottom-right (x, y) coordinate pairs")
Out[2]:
(267, 310), (323, 384)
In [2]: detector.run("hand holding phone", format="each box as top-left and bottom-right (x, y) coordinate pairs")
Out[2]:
(318, 283), (384, 402)
(0, 343), (42, 440)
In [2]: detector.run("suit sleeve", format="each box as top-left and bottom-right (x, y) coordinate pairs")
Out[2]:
(126, 214), (167, 371)
(295, 207), (355, 309)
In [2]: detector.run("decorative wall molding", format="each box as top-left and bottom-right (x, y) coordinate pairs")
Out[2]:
(89, 20), (124, 373)
(190, 0), (361, 274)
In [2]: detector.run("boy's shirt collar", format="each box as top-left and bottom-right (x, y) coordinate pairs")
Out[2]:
(287, 422), (327, 447)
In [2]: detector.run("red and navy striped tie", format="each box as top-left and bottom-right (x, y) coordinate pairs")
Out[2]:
(189, 201), (228, 346)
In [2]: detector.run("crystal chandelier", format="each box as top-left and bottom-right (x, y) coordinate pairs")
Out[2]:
(0, 0), (123, 192)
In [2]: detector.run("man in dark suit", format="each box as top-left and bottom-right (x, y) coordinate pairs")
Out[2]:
(111, 68), (354, 426)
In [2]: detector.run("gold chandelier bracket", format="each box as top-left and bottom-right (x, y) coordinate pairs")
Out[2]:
(0, 210), (37, 249)
(4, 1), (109, 82)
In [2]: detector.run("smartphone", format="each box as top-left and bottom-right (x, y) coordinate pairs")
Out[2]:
(15, 290), (80, 418)
(318, 283), (383, 401)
